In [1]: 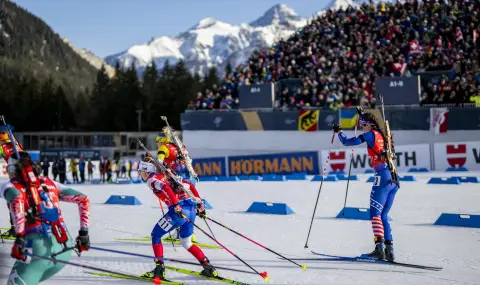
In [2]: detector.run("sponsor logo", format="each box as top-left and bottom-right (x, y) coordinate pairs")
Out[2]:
(213, 117), (223, 128)
(229, 152), (318, 176)
(329, 151), (346, 171)
(446, 144), (467, 168)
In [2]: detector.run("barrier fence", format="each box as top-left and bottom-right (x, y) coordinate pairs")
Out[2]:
(188, 140), (480, 177)
(181, 108), (480, 131)
(1, 141), (478, 179)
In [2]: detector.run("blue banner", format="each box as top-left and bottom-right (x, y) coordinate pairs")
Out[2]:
(228, 152), (319, 176)
(192, 157), (226, 177)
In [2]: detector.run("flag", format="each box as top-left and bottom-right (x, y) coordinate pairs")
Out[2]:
(474, 29), (478, 43)
(298, 110), (319, 132)
(339, 109), (358, 129)
(409, 40), (423, 54)
(392, 62), (407, 75)
(430, 108), (448, 135)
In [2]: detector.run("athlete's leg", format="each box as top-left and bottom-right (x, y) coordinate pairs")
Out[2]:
(178, 200), (205, 261)
(370, 185), (389, 240)
(151, 204), (188, 259)
(39, 232), (73, 281)
(7, 233), (69, 285)
(381, 186), (399, 241)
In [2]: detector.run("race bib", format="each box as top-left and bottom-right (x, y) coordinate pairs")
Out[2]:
(373, 175), (381, 187)
(157, 217), (174, 231)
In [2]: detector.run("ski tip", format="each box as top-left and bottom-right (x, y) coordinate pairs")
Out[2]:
(301, 264), (307, 270)
(260, 271), (269, 281)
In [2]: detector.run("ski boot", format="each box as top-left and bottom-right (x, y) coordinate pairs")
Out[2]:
(385, 240), (395, 261)
(363, 236), (386, 260)
(141, 260), (166, 283)
(200, 257), (218, 277)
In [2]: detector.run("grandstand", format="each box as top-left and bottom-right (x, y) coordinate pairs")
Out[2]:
(190, 0), (480, 110)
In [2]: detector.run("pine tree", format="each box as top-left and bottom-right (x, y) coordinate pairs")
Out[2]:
(90, 65), (113, 130)
(142, 61), (159, 130)
(203, 66), (220, 90)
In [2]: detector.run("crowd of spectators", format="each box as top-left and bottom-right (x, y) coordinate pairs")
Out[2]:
(188, 0), (480, 110)
(187, 84), (239, 110)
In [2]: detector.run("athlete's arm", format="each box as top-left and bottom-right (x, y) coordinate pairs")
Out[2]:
(56, 182), (90, 230)
(157, 145), (169, 161)
(183, 180), (200, 199)
(338, 131), (375, 147)
(147, 175), (179, 205)
(1, 184), (26, 235)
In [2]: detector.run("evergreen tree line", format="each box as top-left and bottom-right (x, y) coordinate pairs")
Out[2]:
(0, 60), (221, 131)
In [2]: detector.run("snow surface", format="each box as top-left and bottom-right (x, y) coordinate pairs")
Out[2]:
(1, 172), (480, 284)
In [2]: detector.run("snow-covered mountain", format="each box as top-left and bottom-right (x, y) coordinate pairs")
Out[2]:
(63, 38), (116, 78)
(106, 1), (397, 77)
(105, 4), (307, 77)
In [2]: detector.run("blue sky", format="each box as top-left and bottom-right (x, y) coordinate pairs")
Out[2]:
(12, 0), (329, 58)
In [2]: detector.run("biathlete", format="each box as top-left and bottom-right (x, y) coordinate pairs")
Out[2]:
(137, 156), (217, 283)
(1, 125), (25, 239)
(332, 110), (399, 261)
(156, 129), (196, 185)
(2, 151), (90, 285)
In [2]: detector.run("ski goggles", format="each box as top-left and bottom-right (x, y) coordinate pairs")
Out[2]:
(358, 116), (376, 126)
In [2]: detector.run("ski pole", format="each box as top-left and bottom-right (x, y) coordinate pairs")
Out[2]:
(304, 131), (335, 249)
(204, 216), (307, 270)
(182, 215), (268, 281)
(203, 217), (217, 240)
(342, 119), (359, 216)
(24, 251), (145, 280)
(89, 246), (256, 275)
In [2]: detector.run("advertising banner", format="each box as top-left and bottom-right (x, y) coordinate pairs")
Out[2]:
(321, 144), (431, 173)
(192, 157), (226, 177)
(40, 149), (101, 162)
(228, 151), (319, 176)
(433, 141), (480, 171)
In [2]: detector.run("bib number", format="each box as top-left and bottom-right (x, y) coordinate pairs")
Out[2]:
(373, 175), (381, 187)
(157, 217), (174, 231)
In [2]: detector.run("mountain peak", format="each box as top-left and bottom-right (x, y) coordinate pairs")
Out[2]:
(249, 4), (302, 27)
(324, 0), (356, 11)
(193, 17), (219, 30)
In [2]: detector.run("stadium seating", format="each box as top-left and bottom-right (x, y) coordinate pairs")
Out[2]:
(189, 1), (480, 110)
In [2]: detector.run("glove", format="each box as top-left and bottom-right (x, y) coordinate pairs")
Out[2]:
(196, 203), (206, 218)
(76, 229), (90, 252)
(11, 235), (26, 261)
(332, 124), (342, 133)
(173, 204), (183, 217)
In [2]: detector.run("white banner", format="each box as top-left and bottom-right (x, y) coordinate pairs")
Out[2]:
(321, 144), (431, 173)
(433, 141), (480, 171)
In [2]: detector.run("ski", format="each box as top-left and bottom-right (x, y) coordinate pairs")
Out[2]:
(85, 271), (188, 285)
(113, 237), (221, 249)
(166, 265), (251, 285)
(0, 230), (15, 241)
(292, 251), (442, 271)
